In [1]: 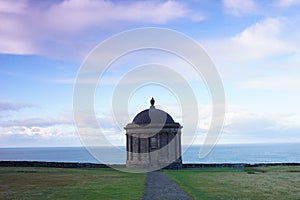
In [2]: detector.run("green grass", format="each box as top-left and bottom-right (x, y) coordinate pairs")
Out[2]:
(165, 166), (300, 199)
(2, 166), (300, 200)
(0, 167), (146, 200)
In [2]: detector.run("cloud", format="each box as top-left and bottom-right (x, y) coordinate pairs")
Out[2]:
(239, 76), (300, 90)
(31, 127), (40, 132)
(0, 0), (26, 14)
(0, 108), (125, 147)
(230, 17), (290, 58)
(191, 104), (300, 144)
(0, 101), (34, 111)
(217, 105), (300, 143)
(0, 0), (37, 54)
(0, 111), (73, 128)
(222, 116), (300, 143)
(50, 48), (206, 85)
(0, 0), (203, 56)
(0, 126), (81, 147)
(0, 118), (69, 128)
(223, 0), (259, 16)
(0, 110), (80, 147)
(204, 17), (294, 64)
(2, 103), (300, 146)
(276, 0), (300, 7)
(43, 0), (197, 32)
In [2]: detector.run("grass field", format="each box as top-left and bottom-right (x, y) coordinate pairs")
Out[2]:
(0, 167), (145, 200)
(1, 166), (299, 199)
(165, 166), (300, 199)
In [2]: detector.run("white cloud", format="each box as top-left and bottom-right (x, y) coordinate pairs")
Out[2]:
(0, 35), (37, 55)
(221, 120), (300, 144)
(0, 125), (81, 147)
(231, 18), (289, 58)
(43, 0), (198, 32)
(2, 102), (300, 146)
(218, 105), (300, 143)
(223, 0), (259, 16)
(276, 0), (300, 7)
(0, 111), (73, 128)
(0, 110), (80, 147)
(0, 0), (203, 56)
(192, 104), (300, 144)
(204, 18), (293, 64)
(240, 76), (300, 90)
(0, 117), (70, 128)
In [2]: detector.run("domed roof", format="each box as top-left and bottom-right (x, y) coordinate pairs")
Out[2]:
(132, 98), (179, 125)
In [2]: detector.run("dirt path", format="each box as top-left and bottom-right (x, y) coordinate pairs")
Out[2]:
(142, 171), (191, 200)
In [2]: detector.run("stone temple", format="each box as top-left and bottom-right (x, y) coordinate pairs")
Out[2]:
(125, 98), (183, 169)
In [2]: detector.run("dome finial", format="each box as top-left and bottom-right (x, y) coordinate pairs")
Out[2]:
(150, 97), (155, 106)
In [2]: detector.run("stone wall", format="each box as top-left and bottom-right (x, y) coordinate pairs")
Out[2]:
(0, 161), (125, 168)
(1, 161), (299, 169)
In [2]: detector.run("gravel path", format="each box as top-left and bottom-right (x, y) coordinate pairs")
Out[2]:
(142, 171), (191, 200)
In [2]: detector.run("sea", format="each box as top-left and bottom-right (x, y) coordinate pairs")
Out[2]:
(0, 143), (299, 164)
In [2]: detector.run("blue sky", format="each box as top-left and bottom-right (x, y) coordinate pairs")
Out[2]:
(1, 0), (300, 147)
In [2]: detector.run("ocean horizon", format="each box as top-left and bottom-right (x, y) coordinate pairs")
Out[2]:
(0, 143), (299, 164)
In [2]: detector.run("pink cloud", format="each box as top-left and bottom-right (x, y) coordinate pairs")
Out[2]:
(0, 101), (34, 111)
(0, 0), (203, 56)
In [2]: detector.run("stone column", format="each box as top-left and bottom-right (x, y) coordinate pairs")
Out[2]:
(132, 134), (137, 161)
(157, 133), (160, 149)
(138, 136), (141, 161)
(126, 134), (129, 161)
(178, 130), (182, 161)
(146, 136), (149, 163)
(159, 132), (168, 163)
(169, 132), (176, 162)
(129, 135), (133, 160)
(174, 132), (179, 161)
(140, 135), (149, 165)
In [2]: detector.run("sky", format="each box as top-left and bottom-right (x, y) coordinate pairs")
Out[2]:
(1, 0), (300, 147)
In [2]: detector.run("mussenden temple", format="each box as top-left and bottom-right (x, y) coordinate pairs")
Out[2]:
(125, 98), (183, 170)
